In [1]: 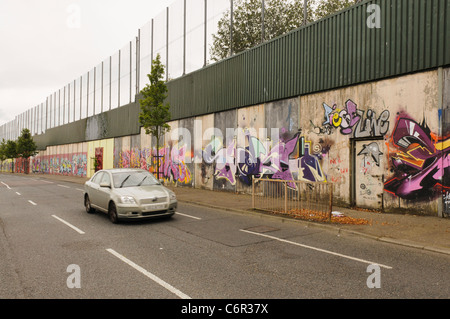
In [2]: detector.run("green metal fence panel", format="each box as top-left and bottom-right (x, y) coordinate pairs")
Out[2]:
(167, 0), (449, 121)
(33, 100), (142, 150)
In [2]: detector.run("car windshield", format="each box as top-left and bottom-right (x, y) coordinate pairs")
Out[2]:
(112, 171), (160, 188)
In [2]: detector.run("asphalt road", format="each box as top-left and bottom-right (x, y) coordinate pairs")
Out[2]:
(0, 173), (449, 301)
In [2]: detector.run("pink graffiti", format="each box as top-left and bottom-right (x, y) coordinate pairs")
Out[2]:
(385, 116), (450, 199)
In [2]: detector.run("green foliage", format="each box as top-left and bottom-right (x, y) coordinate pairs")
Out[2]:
(314, 0), (357, 20)
(16, 128), (37, 159)
(139, 54), (171, 140)
(0, 139), (6, 161)
(4, 139), (18, 160)
(210, 0), (361, 62)
(139, 54), (171, 179)
(210, 0), (314, 61)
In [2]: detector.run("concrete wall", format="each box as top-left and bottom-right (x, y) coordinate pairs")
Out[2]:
(26, 68), (449, 216)
(0, 159), (13, 172)
(87, 139), (114, 177)
(301, 70), (440, 214)
(28, 142), (88, 177)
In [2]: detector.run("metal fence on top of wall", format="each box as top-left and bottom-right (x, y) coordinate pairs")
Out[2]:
(2, 0), (449, 143)
(0, 0), (238, 141)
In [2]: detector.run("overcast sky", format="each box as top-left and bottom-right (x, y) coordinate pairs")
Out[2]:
(0, 0), (175, 126)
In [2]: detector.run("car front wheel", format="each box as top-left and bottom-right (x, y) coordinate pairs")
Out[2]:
(85, 195), (95, 214)
(108, 202), (119, 224)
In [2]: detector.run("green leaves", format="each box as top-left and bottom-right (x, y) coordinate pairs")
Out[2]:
(138, 53), (171, 139)
(16, 128), (37, 159)
(210, 0), (359, 62)
(210, 0), (314, 62)
(138, 54), (171, 179)
(4, 139), (18, 160)
(0, 129), (38, 161)
(0, 139), (6, 161)
(314, 0), (356, 21)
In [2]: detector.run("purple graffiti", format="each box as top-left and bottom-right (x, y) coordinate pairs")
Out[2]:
(384, 117), (450, 199)
(203, 129), (326, 189)
(159, 144), (191, 184)
(298, 140), (326, 183)
(261, 133), (299, 189)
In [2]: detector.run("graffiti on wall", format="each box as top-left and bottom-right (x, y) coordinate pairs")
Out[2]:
(115, 148), (150, 170)
(358, 142), (383, 175)
(202, 128), (326, 189)
(311, 99), (390, 138)
(114, 144), (192, 184)
(384, 115), (450, 200)
(14, 157), (29, 174)
(158, 143), (192, 184)
(32, 153), (88, 177)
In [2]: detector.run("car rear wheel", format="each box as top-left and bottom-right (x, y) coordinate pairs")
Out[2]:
(85, 195), (95, 214)
(108, 202), (119, 224)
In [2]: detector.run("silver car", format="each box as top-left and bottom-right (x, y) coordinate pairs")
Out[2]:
(84, 168), (177, 223)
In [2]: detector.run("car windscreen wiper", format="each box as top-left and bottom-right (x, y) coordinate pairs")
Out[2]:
(137, 176), (147, 186)
(119, 174), (131, 188)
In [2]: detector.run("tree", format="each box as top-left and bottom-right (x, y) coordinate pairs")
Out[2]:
(4, 140), (18, 173)
(16, 128), (37, 174)
(0, 139), (6, 171)
(139, 54), (171, 180)
(0, 139), (6, 160)
(314, 0), (359, 21)
(210, 0), (363, 62)
(210, 0), (315, 61)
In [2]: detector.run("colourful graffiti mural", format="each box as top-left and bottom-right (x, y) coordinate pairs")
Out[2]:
(312, 99), (390, 138)
(32, 153), (88, 177)
(115, 148), (150, 170)
(114, 144), (192, 184)
(202, 129), (326, 189)
(14, 157), (29, 174)
(384, 115), (450, 200)
(158, 143), (192, 184)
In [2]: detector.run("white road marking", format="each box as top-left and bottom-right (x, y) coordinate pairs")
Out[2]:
(32, 178), (53, 184)
(51, 215), (85, 234)
(106, 248), (191, 299)
(28, 200), (37, 206)
(15, 192), (21, 195)
(1, 182), (11, 189)
(57, 184), (70, 188)
(240, 229), (393, 269)
(175, 212), (202, 220)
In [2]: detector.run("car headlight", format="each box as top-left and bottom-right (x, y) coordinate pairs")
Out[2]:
(120, 196), (136, 204)
(169, 191), (177, 201)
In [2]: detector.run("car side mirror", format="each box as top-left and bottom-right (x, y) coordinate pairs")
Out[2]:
(99, 182), (111, 188)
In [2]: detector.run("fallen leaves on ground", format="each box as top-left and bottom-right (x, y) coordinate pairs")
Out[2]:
(269, 208), (371, 225)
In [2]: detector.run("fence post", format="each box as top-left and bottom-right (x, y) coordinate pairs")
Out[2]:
(252, 176), (255, 210)
(284, 181), (288, 214)
(328, 183), (333, 222)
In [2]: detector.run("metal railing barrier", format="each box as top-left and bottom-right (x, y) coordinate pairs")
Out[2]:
(252, 177), (333, 222)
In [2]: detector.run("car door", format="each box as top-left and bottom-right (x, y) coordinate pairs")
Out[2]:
(97, 171), (112, 211)
(88, 172), (103, 210)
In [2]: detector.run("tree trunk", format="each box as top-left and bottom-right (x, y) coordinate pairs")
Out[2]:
(156, 127), (160, 180)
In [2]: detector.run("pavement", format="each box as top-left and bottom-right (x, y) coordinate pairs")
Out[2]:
(2, 172), (450, 256)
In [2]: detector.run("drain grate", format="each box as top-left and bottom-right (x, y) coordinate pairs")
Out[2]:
(244, 225), (279, 233)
